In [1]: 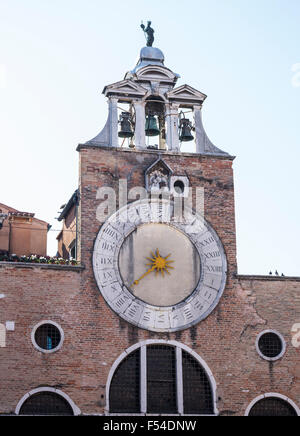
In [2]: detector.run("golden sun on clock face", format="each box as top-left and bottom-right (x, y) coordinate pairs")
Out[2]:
(132, 248), (174, 286)
(118, 223), (201, 307)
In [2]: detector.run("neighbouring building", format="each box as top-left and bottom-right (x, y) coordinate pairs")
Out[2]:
(0, 27), (299, 417)
(0, 203), (49, 257)
(56, 190), (79, 259)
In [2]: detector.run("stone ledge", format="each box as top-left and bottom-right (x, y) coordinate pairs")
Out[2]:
(0, 262), (84, 272)
(236, 274), (300, 282)
(76, 143), (235, 160)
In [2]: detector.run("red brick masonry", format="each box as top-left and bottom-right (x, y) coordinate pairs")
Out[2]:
(0, 147), (299, 416)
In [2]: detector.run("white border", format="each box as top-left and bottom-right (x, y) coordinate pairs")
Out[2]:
(245, 393), (300, 416)
(105, 339), (218, 416)
(15, 387), (81, 415)
(31, 320), (64, 354)
(255, 329), (286, 362)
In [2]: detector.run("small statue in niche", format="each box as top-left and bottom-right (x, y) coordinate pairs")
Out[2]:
(149, 170), (168, 192)
(140, 21), (155, 47)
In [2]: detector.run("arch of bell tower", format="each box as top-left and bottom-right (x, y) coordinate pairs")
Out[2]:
(85, 44), (229, 156)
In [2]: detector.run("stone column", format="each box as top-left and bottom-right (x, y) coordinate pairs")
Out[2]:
(133, 100), (146, 149)
(159, 131), (166, 150)
(194, 105), (205, 154)
(109, 97), (119, 148)
(165, 103), (180, 151)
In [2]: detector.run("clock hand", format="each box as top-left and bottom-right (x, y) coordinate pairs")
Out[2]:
(133, 249), (174, 286)
(133, 265), (156, 286)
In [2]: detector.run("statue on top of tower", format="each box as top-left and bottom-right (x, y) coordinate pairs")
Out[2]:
(140, 21), (154, 47)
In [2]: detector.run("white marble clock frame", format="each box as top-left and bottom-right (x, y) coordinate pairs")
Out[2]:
(93, 199), (227, 332)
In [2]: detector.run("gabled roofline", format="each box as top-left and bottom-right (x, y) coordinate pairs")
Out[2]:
(0, 202), (26, 214)
(145, 156), (173, 176)
(0, 202), (49, 227)
(167, 84), (207, 103)
(102, 79), (148, 97)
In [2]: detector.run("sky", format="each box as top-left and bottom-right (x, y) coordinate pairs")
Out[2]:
(0, 0), (299, 276)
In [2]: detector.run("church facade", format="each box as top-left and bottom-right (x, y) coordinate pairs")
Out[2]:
(0, 36), (299, 416)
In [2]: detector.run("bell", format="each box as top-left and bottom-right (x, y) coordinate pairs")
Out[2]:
(145, 115), (160, 137)
(118, 112), (134, 138)
(179, 118), (194, 142)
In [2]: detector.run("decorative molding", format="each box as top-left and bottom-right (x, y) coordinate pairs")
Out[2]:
(77, 143), (236, 160)
(236, 274), (300, 281)
(103, 80), (147, 98)
(145, 157), (173, 192)
(134, 65), (178, 83)
(167, 84), (207, 104)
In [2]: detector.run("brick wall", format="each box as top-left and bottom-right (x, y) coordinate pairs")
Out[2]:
(0, 263), (84, 414)
(0, 146), (299, 416)
(236, 275), (300, 410)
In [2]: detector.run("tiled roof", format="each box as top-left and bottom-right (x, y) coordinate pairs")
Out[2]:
(9, 211), (35, 218)
(0, 202), (49, 226)
(0, 202), (34, 216)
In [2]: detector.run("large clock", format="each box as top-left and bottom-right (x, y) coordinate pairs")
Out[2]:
(93, 199), (227, 332)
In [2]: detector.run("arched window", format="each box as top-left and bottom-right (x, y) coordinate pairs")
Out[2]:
(246, 394), (299, 417)
(108, 341), (216, 415)
(182, 350), (213, 414)
(16, 388), (80, 416)
(19, 392), (73, 415)
(109, 348), (141, 413)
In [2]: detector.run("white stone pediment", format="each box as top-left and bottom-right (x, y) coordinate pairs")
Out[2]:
(167, 84), (207, 103)
(103, 80), (147, 97)
(146, 157), (173, 176)
(135, 65), (178, 83)
(145, 157), (173, 192)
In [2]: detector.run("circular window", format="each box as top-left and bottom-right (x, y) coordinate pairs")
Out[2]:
(256, 330), (285, 361)
(32, 321), (64, 353)
(173, 180), (185, 194)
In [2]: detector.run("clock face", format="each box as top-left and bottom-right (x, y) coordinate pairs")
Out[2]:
(93, 199), (227, 332)
(118, 223), (201, 307)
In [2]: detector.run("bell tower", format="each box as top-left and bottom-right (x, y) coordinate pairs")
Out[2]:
(78, 23), (236, 318)
(76, 23), (237, 412)
(85, 41), (230, 156)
